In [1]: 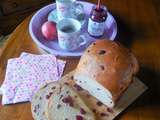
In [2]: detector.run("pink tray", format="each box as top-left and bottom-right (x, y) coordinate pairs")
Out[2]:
(29, 1), (117, 57)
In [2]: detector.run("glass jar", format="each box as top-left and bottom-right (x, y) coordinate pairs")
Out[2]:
(88, 5), (108, 38)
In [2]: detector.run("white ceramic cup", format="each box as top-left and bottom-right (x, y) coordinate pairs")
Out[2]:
(57, 18), (87, 51)
(56, 0), (84, 20)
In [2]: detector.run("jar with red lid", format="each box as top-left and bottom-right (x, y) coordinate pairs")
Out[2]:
(88, 5), (108, 38)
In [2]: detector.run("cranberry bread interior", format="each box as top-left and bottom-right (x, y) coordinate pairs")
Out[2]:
(46, 84), (95, 120)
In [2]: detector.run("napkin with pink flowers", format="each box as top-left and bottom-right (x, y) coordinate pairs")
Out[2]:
(0, 52), (66, 105)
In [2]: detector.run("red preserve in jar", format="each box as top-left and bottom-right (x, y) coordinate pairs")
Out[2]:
(88, 5), (108, 38)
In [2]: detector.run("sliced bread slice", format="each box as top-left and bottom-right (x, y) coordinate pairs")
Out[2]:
(31, 82), (61, 120)
(46, 84), (95, 120)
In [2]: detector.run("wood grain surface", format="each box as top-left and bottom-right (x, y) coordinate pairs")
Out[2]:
(0, 0), (160, 120)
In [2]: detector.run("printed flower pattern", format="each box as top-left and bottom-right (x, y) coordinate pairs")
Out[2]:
(0, 52), (66, 105)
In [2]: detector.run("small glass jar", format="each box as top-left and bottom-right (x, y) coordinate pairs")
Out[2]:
(88, 5), (108, 38)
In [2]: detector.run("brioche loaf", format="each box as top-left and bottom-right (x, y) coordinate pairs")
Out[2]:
(74, 39), (139, 108)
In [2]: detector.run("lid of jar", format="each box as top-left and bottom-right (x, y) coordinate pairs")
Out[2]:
(90, 5), (108, 22)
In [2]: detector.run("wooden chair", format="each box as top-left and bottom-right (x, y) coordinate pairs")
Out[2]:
(0, 0), (54, 35)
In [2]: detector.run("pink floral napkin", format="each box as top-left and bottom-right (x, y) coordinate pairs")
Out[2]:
(20, 52), (65, 77)
(0, 52), (66, 105)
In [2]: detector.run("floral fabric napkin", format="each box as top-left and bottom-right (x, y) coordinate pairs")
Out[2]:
(0, 52), (66, 105)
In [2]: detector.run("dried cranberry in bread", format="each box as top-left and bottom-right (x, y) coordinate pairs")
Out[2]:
(46, 84), (95, 120)
(74, 39), (139, 108)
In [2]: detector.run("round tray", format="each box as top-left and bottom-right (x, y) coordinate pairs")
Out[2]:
(29, 1), (117, 57)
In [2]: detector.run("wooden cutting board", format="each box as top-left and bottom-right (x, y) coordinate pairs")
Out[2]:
(31, 71), (147, 120)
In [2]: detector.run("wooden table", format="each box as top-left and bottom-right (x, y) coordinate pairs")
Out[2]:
(0, 0), (160, 120)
